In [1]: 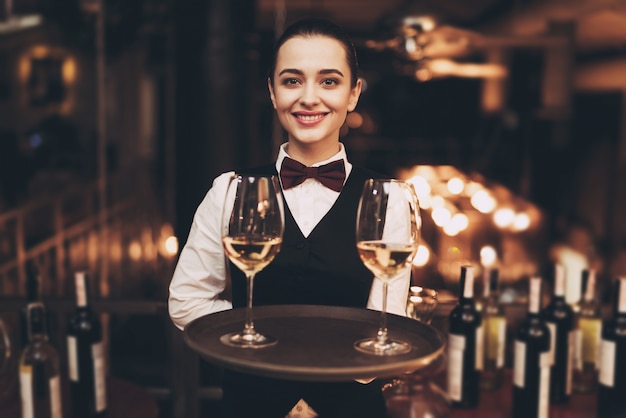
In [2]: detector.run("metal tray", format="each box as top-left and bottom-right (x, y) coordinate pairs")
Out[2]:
(184, 304), (446, 381)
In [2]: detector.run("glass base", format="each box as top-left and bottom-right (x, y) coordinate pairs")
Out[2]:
(354, 338), (412, 356)
(383, 376), (452, 418)
(220, 331), (278, 349)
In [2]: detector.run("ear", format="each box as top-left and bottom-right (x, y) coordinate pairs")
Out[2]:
(347, 78), (363, 112)
(268, 78), (277, 109)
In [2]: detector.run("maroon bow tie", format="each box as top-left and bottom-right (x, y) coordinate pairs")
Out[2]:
(280, 157), (346, 192)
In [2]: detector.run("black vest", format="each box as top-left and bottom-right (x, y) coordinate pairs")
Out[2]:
(229, 164), (377, 309)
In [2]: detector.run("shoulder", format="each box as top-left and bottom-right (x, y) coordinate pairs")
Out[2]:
(209, 171), (236, 190)
(234, 163), (277, 176)
(197, 171), (235, 208)
(206, 164), (277, 194)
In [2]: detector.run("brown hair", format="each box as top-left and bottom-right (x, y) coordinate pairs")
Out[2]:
(268, 18), (360, 87)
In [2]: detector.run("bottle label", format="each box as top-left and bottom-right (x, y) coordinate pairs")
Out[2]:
(19, 365), (34, 418)
(50, 375), (62, 418)
(538, 352), (551, 418)
(475, 325), (484, 371)
(67, 335), (79, 381)
(546, 321), (556, 365)
(599, 339), (616, 387)
(447, 333), (465, 401)
(573, 328), (582, 371)
(19, 366), (62, 418)
(513, 340), (526, 388)
(566, 330), (575, 395)
(92, 342), (108, 412)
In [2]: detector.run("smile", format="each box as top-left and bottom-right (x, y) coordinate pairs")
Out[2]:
(294, 113), (327, 122)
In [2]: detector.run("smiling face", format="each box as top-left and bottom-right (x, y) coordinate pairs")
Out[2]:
(268, 35), (362, 163)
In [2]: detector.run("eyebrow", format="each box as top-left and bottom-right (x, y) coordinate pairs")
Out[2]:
(278, 68), (345, 78)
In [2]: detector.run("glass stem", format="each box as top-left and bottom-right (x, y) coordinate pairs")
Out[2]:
(377, 281), (389, 345)
(244, 273), (256, 335)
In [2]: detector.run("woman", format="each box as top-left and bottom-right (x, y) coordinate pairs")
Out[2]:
(169, 18), (411, 417)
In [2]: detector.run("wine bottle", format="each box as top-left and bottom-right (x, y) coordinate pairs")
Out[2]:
(572, 269), (601, 393)
(597, 277), (626, 418)
(512, 277), (551, 418)
(541, 263), (574, 404)
(67, 271), (107, 418)
(19, 302), (63, 418)
(479, 267), (506, 390)
(447, 265), (483, 408)
(20, 262), (42, 349)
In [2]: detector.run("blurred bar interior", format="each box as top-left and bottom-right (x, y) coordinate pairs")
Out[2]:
(1, 0), (626, 417)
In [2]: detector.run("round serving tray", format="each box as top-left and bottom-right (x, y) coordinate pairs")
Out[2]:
(184, 304), (446, 382)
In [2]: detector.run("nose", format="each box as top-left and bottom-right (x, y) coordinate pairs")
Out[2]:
(299, 83), (320, 107)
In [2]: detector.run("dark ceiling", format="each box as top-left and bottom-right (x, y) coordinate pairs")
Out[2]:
(256, 0), (626, 59)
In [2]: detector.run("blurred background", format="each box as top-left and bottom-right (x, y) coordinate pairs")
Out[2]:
(1, 0), (626, 416)
(2, 0), (625, 299)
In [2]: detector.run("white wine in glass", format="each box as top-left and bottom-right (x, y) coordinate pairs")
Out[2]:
(355, 179), (420, 356)
(221, 174), (285, 348)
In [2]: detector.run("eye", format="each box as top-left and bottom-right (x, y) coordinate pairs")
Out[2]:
(281, 78), (301, 86)
(321, 78), (338, 87)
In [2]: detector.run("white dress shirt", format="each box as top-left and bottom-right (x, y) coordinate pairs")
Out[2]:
(168, 143), (411, 330)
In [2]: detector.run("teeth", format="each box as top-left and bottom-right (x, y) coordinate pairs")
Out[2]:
(297, 114), (324, 121)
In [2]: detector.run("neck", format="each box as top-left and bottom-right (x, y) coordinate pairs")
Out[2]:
(285, 141), (341, 166)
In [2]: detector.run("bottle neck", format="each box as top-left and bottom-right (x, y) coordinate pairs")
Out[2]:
(74, 271), (90, 309)
(582, 269), (596, 303)
(614, 277), (626, 315)
(483, 268), (499, 299)
(25, 263), (41, 302)
(26, 303), (48, 343)
(528, 277), (542, 315)
(553, 264), (566, 299)
(459, 265), (474, 302)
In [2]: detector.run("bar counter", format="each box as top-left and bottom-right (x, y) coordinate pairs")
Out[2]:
(443, 369), (597, 418)
(0, 376), (159, 418)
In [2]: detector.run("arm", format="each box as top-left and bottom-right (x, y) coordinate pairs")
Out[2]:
(168, 172), (236, 330)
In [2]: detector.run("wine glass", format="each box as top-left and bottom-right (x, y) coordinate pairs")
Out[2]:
(221, 174), (285, 348)
(355, 179), (421, 356)
(383, 353), (451, 418)
(406, 286), (438, 325)
(388, 285), (445, 416)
